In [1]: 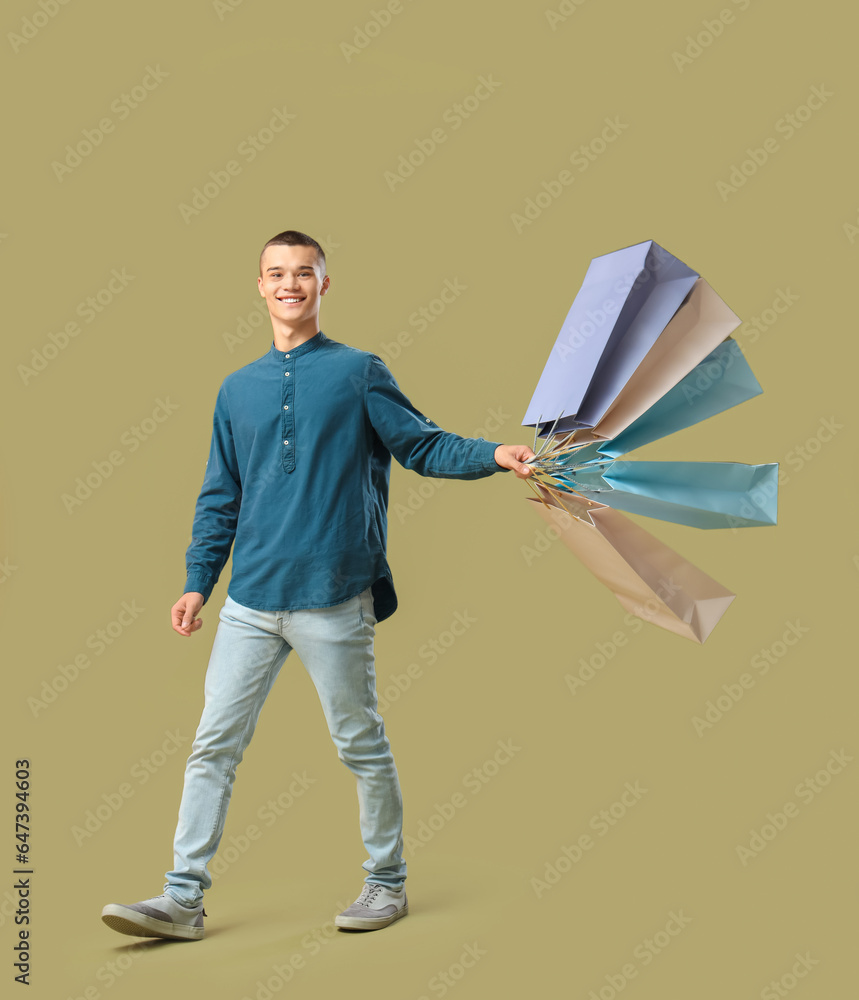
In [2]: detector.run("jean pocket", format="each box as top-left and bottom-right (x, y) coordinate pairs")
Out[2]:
(360, 587), (378, 628)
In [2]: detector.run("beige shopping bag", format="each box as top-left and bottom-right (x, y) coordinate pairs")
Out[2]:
(573, 278), (741, 445)
(527, 485), (735, 642)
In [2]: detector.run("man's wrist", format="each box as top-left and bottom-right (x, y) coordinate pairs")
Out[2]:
(184, 576), (212, 604)
(493, 444), (511, 472)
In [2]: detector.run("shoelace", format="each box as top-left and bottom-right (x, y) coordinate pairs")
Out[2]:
(359, 883), (384, 905)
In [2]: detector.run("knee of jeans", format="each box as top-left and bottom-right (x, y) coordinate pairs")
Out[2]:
(190, 724), (249, 760)
(332, 717), (391, 759)
(337, 744), (395, 772)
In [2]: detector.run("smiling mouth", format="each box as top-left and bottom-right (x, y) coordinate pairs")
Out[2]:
(277, 296), (305, 304)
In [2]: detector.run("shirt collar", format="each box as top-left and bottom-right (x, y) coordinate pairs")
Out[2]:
(268, 330), (328, 362)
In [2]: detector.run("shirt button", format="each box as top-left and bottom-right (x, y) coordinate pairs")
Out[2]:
(284, 372), (290, 376)
(425, 418), (431, 423)
(285, 354), (290, 358)
(283, 440), (289, 445)
(283, 405), (289, 410)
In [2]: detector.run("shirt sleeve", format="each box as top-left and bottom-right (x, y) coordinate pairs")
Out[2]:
(183, 383), (242, 603)
(365, 354), (508, 479)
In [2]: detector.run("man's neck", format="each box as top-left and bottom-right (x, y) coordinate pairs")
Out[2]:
(270, 318), (320, 353)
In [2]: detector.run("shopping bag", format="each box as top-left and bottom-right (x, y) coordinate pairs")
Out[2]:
(526, 485), (735, 642)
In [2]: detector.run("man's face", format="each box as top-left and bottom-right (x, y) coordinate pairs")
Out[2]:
(257, 244), (329, 327)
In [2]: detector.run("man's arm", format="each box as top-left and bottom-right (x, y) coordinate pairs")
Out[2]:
(172, 383), (242, 636)
(365, 355), (534, 479)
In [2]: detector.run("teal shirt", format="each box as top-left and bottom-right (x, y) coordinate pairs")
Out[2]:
(184, 331), (506, 622)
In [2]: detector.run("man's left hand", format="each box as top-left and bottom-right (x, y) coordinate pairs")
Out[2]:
(494, 444), (536, 479)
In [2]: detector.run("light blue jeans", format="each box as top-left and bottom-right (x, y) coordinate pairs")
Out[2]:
(163, 587), (406, 906)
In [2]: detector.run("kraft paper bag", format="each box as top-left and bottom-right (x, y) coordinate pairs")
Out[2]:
(576, 278), (742, 443)
(527, 486), (735, 643)
(571, 338), (763, 460)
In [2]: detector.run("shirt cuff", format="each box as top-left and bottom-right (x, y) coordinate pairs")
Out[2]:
(478, 439), (509, 473)
(184, 575), (214, 604)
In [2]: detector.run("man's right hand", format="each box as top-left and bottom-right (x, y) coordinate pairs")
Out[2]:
(172, 592), (205, 637)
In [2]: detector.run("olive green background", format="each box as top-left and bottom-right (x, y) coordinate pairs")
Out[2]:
(2, 0), (856, 997)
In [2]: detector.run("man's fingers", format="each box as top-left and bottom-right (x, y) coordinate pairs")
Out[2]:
(172, 593), (204, 636)
(173, 615), (202, 637)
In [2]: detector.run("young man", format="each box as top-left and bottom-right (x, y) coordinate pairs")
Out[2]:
(101, 231), (535, 941)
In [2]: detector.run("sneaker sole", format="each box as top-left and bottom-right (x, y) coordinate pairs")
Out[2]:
(335, 902), (409, 931)
(101, 904), (204, 941)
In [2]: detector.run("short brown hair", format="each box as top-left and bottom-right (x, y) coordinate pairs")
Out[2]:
(259, 230), (326, 276)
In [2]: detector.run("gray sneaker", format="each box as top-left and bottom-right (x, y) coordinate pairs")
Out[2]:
(335, 882), (408, 930)
(101, 894), (205, 941)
